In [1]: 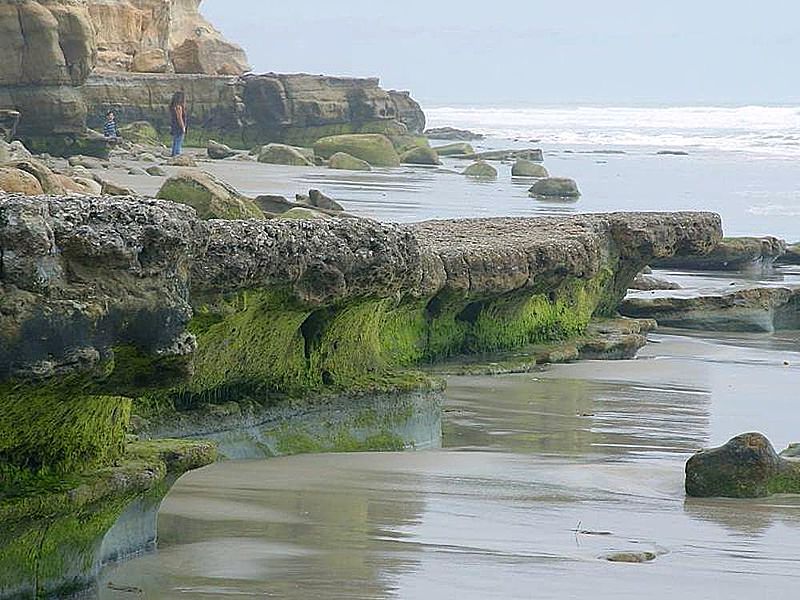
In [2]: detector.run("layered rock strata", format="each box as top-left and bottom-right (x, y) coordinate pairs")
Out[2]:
(81, 72), (426, 148)
(0, 197), (721, 595)
(653, 236), (786, 271)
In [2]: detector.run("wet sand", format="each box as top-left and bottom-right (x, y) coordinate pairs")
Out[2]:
(98, 331), (800, 599)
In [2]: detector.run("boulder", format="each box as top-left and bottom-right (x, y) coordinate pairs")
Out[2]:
(0, 139), (32, 163)
(55, 174), (101, 195)
(156, 170), (265, 220)
(400, 146), (441, 166)
(472, 148), (543, 162)
(257, 143), (314, 167)
(777, 243), (800, 265)
(433, 142), (475, 157)
(629, 274), (681, 291)
(313, 134), (401, 167)
(529, 178), (581, 199)
(279, 207), (332, 220)
(463, 161), (497, 179)
(207, 139), (236, 160)
(425, 127), (484, 141)
(653, 237), (787, 271)
(0, 167), (44, 195)
(512, 159), (549, 178)
(254, 194), (296, 214)
(128, 167), (147, 176)
(68, 155), (106, 170)
(328, 152), (372, 172)
(96, 176), (136, 196)
(119, 121), (159, 145)
(620, 286), (800, 332)
(308, 189), (344, 212)
(166, 155), (197, 167)
(137, 152), (158, 163)
(146, 165), (167, 177)
(686, 433), (800, 498)
(6, 159), (65, 194)
(389, 134), (430, 154)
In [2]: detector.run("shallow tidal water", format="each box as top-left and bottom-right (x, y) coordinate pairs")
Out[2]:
(99, 331), (800, 599)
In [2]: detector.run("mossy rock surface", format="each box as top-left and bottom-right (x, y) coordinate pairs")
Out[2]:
(389, 134), (430, 154)
(400, 146), (441, 165)
(257, 143), (314, 166)
(512, 159), (549, 178)
(433, 142), (475, 156)
(328, 152), (372, 171)
(314, 134), (401, 167)
(279, 207), (332, 220)
(119, 121), (159, 145)
(156, 170), (265, 220)
(463, 160), (497, 178)
(529, 177), (581, 198)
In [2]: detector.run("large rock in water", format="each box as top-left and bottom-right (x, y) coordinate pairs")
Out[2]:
(328, 152), (372, 171)
(512, 159), (549, 178)
(400, 146), (441, 165)
(314, 134), (401, 167)
(621, 286), (800, 332)
(156, 170), (265, 220)
(686, 433), (800, 498)
(653, 236), (787, 270)
(433, 142), (475, 156)
(529, 178), (581, 199)
(463, 161), (497, 178)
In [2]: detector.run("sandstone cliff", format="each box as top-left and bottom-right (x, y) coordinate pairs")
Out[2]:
(87, 0), (249, 75)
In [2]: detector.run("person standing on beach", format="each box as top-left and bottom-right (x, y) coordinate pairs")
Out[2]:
(103, 110), (120, 140)
(169, 91), (187, 157)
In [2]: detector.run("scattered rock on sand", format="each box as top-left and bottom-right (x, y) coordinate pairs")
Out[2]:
(166, 155), (197, 167)
(328, 152), (372, 171)
(686, 432), (800, 498)
(400, 146), (441, 165)
(145, 165), (167, 177)
(156, 170), (264, 220)
(68, 155), (107, 170)
(463, 160), (497, 179)
(0, 167), (44, 195)
(529, 177), (581, 198)
(96, 176), (136, 196)
(424, 127), (484, 141)
(433, 142), (475, 156)
(308, 189), (344, 212)
(254, 194), (296, 214)
(511, 159), (549, 178)
(602, 552), (657, 564)
(137, 152), (158, 163)
(207, 139), (236, 160)
(653, 236), (786, 271)
(257, 143), (314, 167)
(313, 134), (401, 167)
(7, 159), (65, 194)
(128, 167), (147, 176)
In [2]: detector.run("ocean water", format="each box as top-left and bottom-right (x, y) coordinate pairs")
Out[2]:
(426, 105), (800, 159)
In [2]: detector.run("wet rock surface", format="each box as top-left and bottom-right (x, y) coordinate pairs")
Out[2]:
(686, 433), (800, 498)
(653, 236), (787, 271)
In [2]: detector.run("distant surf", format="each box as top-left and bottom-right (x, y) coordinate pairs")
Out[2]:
(426, 105), (800, 158)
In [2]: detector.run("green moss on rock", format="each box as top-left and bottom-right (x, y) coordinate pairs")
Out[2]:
(156, 170), (265, 220)
(313, 134), (401, 167)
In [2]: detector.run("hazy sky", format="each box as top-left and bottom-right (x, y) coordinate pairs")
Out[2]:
(202, 0), (799, 106)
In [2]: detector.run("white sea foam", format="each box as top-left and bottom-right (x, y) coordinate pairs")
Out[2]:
(426, 105), (800, 158)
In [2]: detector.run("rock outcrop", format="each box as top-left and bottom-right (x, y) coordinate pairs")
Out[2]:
(87, 0), (249, 75)
(621, 286), (800, 332)
(653, 236), (787, 271)
(686, 433), (800, 498)
(529, 177), (581, 199)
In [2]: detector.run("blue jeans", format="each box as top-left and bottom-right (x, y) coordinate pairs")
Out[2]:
(171, 132), (185, 157)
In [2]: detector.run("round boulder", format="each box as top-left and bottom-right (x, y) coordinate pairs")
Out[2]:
(529, 177), (581, 198)
(463, 161), (497, 179)
(208, 139), (236, 160)
(119, 121), (160, 145)
(400, 146), (441, 165)
(512, 159), (549, 178)
(156, 170), (265, 220)
(0, 167), (44, 195)
(257, 143), (314, 167)
(328, 152), (372, 172)
(313, 134), (401, 167)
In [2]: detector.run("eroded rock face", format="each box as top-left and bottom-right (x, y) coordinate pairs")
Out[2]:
(0, 0), (96, 137)
(0, 197), (723, 383)
(87, 0), (249, 75)
(653, 236), (787, 271)
(686, 433), (800, 498)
